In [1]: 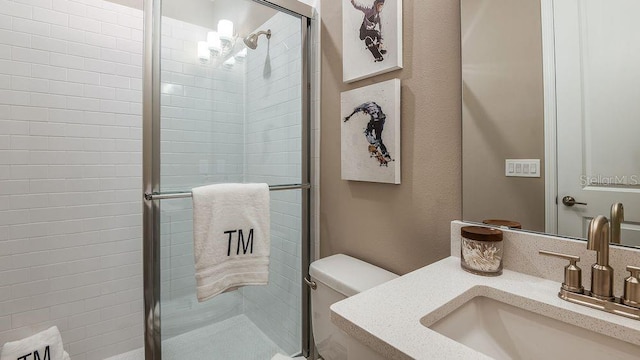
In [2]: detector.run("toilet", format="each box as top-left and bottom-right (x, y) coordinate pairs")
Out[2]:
(308, 254), (398, 360)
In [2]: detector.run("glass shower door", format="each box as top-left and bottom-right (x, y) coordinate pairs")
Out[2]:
(144, 0), (310, 358)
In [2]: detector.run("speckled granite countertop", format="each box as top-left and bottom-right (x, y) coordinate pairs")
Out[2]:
(330, 256), (640, 360)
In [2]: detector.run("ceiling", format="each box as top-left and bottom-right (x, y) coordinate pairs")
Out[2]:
(107, 0), (277, 36)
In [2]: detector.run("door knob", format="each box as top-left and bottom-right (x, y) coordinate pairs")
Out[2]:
(562, 196), (587, 207)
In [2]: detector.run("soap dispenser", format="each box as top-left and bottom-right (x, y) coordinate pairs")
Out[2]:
(622, 265), (640, 308)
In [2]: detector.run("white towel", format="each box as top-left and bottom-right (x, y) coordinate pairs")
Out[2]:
(192, 183), (271, 302)
(0, 326), (67, 360)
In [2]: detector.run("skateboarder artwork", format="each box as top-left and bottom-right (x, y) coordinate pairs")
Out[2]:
(344, 101), (393, 166)
(341, 79), (401, 184)
(349, 0), (386, 62)
(342, 0), (402, 82)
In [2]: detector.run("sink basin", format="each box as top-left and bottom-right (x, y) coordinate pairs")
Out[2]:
(425, 296), (640, 360)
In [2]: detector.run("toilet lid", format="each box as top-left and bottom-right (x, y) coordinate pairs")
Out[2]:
(309, 254), (398, 297)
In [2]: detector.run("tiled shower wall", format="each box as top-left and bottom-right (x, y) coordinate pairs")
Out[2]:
(243, 12), (303, 355)
(158, 16), (246, 339)
(158, 12), (304, 352)
(1, 0), (307, 358)
(0, 0), (145, 359)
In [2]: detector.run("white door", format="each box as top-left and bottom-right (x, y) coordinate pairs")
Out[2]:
(555, 0), (640, 246)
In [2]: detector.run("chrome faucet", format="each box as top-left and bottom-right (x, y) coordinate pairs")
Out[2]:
(587, 215), (614, 300)
(610, 203), (624, 244)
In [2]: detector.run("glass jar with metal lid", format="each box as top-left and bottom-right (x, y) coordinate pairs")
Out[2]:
(460, 226), (503, 276)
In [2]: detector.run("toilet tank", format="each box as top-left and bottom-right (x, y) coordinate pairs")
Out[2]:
(309, 254), (398, 360)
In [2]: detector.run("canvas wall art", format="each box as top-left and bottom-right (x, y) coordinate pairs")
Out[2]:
(342, 0), (403, 83)
(341, 79), (401, 184)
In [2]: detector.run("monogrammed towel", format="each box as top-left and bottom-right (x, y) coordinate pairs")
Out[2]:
(0, 326), (68, 360)
(192, 183), (271, 302)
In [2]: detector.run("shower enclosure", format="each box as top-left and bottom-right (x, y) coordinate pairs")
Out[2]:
(143, 0), (313, 358)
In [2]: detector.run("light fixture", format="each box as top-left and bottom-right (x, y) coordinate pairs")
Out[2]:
(197, 41), (210, 62)
(234, 48), (247, 62)
(207, 31), (221, 54)
(197, 20), (239, 68)
(217, 19), (234, 42)
(223, 56), (236, 68)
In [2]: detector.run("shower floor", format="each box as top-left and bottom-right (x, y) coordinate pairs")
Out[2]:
(106, 314), (288, 360)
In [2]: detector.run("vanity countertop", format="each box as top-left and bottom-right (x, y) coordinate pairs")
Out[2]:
(330, 256), (640, 360)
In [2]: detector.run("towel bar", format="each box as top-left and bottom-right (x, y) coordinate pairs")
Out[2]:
(144, 183), (311, 201)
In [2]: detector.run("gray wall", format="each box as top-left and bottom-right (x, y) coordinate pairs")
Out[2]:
(461, 0), (545, 232)
(320, 0), (462, 275)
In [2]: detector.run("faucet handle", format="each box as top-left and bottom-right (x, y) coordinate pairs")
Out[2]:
(622, 266), (640, 308)
(539, 250), (584, 294)
(627, 265), (640, 276)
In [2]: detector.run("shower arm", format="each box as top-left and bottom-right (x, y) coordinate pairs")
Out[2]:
(255, 30), (272, 40)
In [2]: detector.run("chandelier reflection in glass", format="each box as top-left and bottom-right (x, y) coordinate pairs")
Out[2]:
(197, 19), (246, 68)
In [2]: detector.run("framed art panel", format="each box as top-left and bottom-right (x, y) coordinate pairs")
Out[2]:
(342, 0), (403, 83)
(341, 78), (401, 184)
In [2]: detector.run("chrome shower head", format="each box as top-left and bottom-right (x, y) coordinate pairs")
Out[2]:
(243, 29), (271, 50)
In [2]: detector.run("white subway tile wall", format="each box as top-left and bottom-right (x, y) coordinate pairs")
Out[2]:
(158, 16), (246, 340)
(243, 12), (303, 355)
(1, 0), (306, 358)
(0, 0), (144, 359)
(158, 12), (304, 355)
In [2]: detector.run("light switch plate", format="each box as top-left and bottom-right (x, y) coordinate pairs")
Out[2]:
(506, 159), (540, 178)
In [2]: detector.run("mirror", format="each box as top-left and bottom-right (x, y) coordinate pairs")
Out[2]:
(461, 0), (640, 248)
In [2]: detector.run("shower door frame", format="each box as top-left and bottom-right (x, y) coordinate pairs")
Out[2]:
(142, 1), (314, 358)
